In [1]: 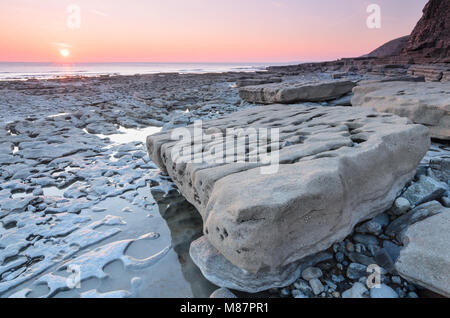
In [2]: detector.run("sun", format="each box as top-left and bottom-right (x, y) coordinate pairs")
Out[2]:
(59, 49), (70, 57)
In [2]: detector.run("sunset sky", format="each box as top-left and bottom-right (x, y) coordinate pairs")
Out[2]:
(0, 0), (428, 63)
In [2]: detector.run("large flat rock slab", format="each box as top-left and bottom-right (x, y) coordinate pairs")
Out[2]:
(351, 81), (450, 140)
(395, 205), (450, 297)
(239, 80), (356, 104)
(147, 105), (430, 282)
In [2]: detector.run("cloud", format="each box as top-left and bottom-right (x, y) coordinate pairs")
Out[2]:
(90, 9), (108, 17)
(52, 42), (72, 48)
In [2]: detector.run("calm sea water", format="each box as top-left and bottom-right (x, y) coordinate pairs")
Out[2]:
(0, 62), (293, 80)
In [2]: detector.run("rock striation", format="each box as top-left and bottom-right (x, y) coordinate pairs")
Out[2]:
(352, 81), (450, 140)
(239, 80), (356, 104)
(147, 105), (430, 292)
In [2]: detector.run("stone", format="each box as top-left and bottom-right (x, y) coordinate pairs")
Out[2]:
(147, 105), (429, 282)
(239, 80), (356, 104)
(301, 267), (323, 281)
(210, 288), (237, 298)
(342, 282), (368, 298)
(236, 77), (282, 88)
(385, 201), (448, 242)
(391, 197), (412, 216)
(346, 263), (368, 280)
(430, 157), (450, 183)
(402, 175), (447, 207)
(395, 211), (450, 298)
(189, 236), (332, 293)
(351, 81), (450, 140)
(353, 234), (379, 247)
(309, 278), (324, 296)
(370, 284), (399, 298)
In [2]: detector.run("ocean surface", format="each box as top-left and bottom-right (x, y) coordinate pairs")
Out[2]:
(0, 62), (294, 80)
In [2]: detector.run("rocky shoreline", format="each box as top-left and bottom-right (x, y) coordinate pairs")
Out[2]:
(1, 0), (450, 298)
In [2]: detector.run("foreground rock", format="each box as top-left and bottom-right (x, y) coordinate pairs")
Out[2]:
(352, 81), (450, 140)
(147, 104), (429, 291)
(395, 209), (450, 297)
(239, 80), (356, 104)
(191, 236), (332, 293)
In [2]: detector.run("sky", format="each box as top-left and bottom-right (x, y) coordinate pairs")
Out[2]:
(0, 0), (429, 63)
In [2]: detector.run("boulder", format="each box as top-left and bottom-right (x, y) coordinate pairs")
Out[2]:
(147, 105), (429, 291)
(402, 175), (447, 207)
(236, 77), (282, 88)
(352, 81), (450, 140)
(239, 80), (356, 104)
(385, 201), (448, 242)
(395, 211), (450, 297)
(190, 236), (332, 293)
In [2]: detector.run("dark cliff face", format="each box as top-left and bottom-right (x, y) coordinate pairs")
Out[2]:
(403, 0), (450, 61)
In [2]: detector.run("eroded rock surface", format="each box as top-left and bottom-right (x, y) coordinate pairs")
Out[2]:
(395, 210), (450, 297)
(147, 104), (430, 289)
(239, 80), (356, 104)
(352, 81), (450, 140)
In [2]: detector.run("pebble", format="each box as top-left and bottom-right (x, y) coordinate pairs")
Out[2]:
(391, 276), (402, 285)
(301, 267), (323, 281)
(346, 263), (368, 280)
(309, 278), (324, 296)
(342, 282), (368, 298)
(370, 284), (399, 298)
(391, 197), (411, 216)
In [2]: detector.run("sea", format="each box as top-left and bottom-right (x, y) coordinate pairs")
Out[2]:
(0, 62), (295, 81)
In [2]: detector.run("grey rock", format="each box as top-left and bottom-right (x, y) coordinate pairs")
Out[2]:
(352, 81), (450, 140)
(301, 267), (323, 281)
(347, 263), (368, 280)
(402, 175), (447, 207)
(370, 284), (399, 298)
(189, 236), (331, 293)
(309, 278), (324, 296)
(147, 105), (429, 278)
(390, 197), (412, 216)
(348, 252), (376, 267)
(210, 288), (237, 298)
(385, 201), (448, 242)
(353, 234), (379, 247)
(342, 282), (368, 298)
(395, 211), (450, 297)
(239, 80), (356, 104)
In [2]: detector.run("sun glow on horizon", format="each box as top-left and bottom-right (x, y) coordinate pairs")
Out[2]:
(59, 49), (70, 58)
(0, 0), (429, 63)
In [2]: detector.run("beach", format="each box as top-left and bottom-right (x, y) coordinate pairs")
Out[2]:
(1, 61), (449, 298)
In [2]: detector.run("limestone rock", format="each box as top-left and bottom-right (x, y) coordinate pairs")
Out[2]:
(395, 211), (450, 297)
(352, 81), (450, 140)
(190, 236), (332, 293)
(236, 77), (282, 88)
(239, 80), (356, 104)
(147, 105), (429, 281)
(385, 201), (448, 242)
(402, 175), (447, 207)
(209, 288), (237, 298)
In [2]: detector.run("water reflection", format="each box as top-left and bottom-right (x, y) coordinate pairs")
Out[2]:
(152, 184), (218, 298)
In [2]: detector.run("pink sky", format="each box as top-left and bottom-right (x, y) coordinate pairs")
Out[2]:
(0, 0), (428, 63)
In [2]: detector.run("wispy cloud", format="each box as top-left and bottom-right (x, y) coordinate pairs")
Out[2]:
(90, 9), (108, 17)
(52, 42), (72, 48)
